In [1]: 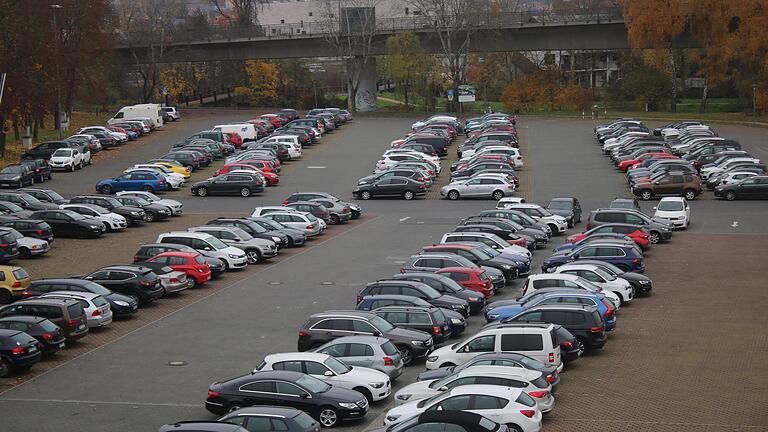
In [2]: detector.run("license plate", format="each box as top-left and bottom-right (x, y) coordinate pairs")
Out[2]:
(77, 323), (86, 330)
(58, 343), (65, 348)
(28, 345), (37, 353)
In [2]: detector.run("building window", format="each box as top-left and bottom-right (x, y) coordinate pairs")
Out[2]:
(280, 19), (285, 24)
(405, 7), (409, 15)
(309, 12), (313, 17)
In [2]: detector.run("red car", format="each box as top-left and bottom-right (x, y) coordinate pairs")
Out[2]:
(436, 267), (494, 299)
(567, 227), (651, 251)
(618, 152), (675, 171)
(145, 252), (211, 287)
(225, 132), (243, 149)
(258, 115), (284, 128)
(215, 163), (280, 186)
(237, 159), (277, 174)
(248, 119), (274, 134)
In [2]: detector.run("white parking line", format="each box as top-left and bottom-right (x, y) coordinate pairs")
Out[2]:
(307, 166), (326, 169)
(399, 216), (411, 222)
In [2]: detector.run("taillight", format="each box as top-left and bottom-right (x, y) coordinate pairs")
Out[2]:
(520, 409), (536, 418)
(133, 255), (141, 262)
(563, 341), (573, 349)
(207, 390), (220, 400)
(545, 374), (556, 384)
(42, 332), (54, 341)
(383, 357), (394, 366)
(66, 319), (78, 329)
(586, 223), (592, 229)
(21, 291), (33, 298)
(529, 390), (549, 398)
(591, 326), (604, 333)
(399, 268), (405, 273)
(0, 243), (8, 248)
(548, 352), (554, 363)
(603, 300), (615, 318)
(37, 229), (45, 235)
(283, 199), (289, 205)
(321, 212), (328, 218)
(356, 295), (363, 304)
(432, 326), (442, 335)
(11, 346), (25, 355)
(306, 224), (315, 230)
(632, 258), (642, 265)
(298, 330), (309, 338)
(507, 185), (514, 189)
(11, 281), (21, 288)
(92, 309), (102, 317)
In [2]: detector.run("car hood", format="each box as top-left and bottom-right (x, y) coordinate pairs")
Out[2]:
(433, 294), (467, 307)
(481, 266), (504, 281)
(347, 366), (389, 382)
(141, 203), (168, 212)
(81, 217), (105, 226)
(220, 246), (246, 257)
(264, 230), (288, 239)
(0, 173), (22, 179)
(12, 210), (34, 218)
(395, 380), (435, 398)
(485, 303), (524, 319)
(154, 199), (182, 208)
(357, 174), (377, 184)
(16, 236), (47, 247)
(320, 385), (368, 403)
(387, 326), (431, 342)
(654, 210), (685, 218)
(650, 217), (674, 228)
(618, 271), (651, 284)
(113, 205), (145, 214)
(416, 367), (454, 381)
(50, 156), (74, 163)
(33, 202), (61, 210)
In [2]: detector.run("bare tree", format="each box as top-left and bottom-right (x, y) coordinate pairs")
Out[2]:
(211, 0), (267, 26)
(316, 0), (381, 112)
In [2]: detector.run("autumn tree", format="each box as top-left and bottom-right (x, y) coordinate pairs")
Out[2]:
(235, 60), (279, 106)
(211, 0), (266, 26)
(379, 32), (437, 109)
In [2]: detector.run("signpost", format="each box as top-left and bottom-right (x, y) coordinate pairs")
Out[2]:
(458, 84), (476, 103)
(447, 89), (454, 101)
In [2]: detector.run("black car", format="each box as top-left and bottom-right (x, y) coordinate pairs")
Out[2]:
(115, 196), (171, 222)
(283, 192), (361, 220)
(69, 195), (146, 226)
(1, 219), (54, 243)
(173, 149), (209, 167)
(369, 305), (453, 344)
(502, 304), (607, 351)
(554, 324), (582, 363)
(477, 210), (551, 238)
(352, 176), (427, 200)
(715, 175), (768, 200)
(192, 174), (264, 197)
(161, 152), (199, 171)
(370, 411), (507, 432)
(17, 188), (67, 205)
(460, 217), (548, 247)
(20, 159), (53, 183)
(0, 297), (88, 341)
(89, 131), (118, 149)
(286, 201), (330, 223)
(297, 310), (434, 365)
(28, 209), (104, 239)
(0, 228), (19, 263)
(207, 218), (289, 249)
(0, 164), (35, 188)
(0, 201), (32, 219)
(21, 141), (71, 160)
(0, 191), (59, 211)
(357, 169), (426, 187)
(0, 316), (66, 355)
(133, 243), (225, 278)
(422, 244), (520, 282)
(217, 406), (320, 432)
(0, 328), (42, 377)
(248, 217), (306, 247)
(159, 422), (248, 432)
(82, 265), (164, 304)
(26, 278), (139, 318)
(358, 280), (470, 317)
(391, 272), (485, 315)
(546, 197), (582, 228)
(205, 370), (369, 427)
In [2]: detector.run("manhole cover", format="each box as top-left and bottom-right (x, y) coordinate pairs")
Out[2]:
(268, 281), (282, 285)
(167, 361), (187, 367)
(320, 281), (335, 285)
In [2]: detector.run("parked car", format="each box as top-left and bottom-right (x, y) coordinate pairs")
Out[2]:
(653, 197), (690, 229)
(441, 178), (516, 201)
(1, 227), (48, 259)
(114, 196), (172, 222)
(544, 197), (582, 228)
(205, 370), (370, 427)
(132, 243), (225, 278)
(217, 407), (319, 432)
(28, 209), (105, 239)
(0, 297), (88, 341)
(260, 212), (322, 237)
(96, 171), (169, 194)
(0, 328), (42, 377)
(60, 203), (127, 232)
(434, 267), (495, 300)
(353, 176), (427, 200)
(369, 304), (456, 344)
(566, 223), (651, 251)
(1, 219), (54, 243)
(82, 265), (164, 304)
(283, 192), (361, 219)
(39, 291), (113, 329)
(297, 310), (434, 366)
(192, 173), (264, 197)
(206, 217), (290, 249)
(0, 316), (65, 355)
(0, 191), (59, 211)
(19, 160), (52, 183)
(313, 335), (404, 381)
(393, 272), (486, 314)
(502, 304), (607, 351)
(48, 148), (85, 172)
(358, 280), (470, 317)
(586, 208), (673, 244)
(188, 225), (277, 264)
(255, 351), (391, 403)
(17, 188), (67, 205)
(21, 141), (72, 160)
(156, 231), (248, 270)
(632, 172), (702, 200)
(715, 175), (768, 200)
(143, 251), (211, 287)
(138, 262), (191, 295)
(0, 164), (35, 188)
(25, 278), (138, 318)
(69, 195), (146, 226)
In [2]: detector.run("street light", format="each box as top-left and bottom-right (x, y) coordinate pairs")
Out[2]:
(752, 84), (758, 121)
(51, 4), (63, 139)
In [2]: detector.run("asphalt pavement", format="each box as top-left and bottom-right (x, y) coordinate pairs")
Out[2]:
(0, 111), (766, 432)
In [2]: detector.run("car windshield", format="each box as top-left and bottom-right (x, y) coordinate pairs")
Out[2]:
(130, 197), (151, 206)
(428, 374), (458, 389)
(578, 278), (602, 292)
(231, 227), (254, 240)
(295, 374), (331, 393)
(370, 315), (395, 332)
(258, 219), (286, 230)
(475, 244), (500, 258)
(610, 201), (633, 209)
(87, 206), (109, 215)
(52, 149), (72, 157)
(6, 229), (23, 240)
(82, 281), (111, 295)
(103, 198), (122, 207)
(305, 214), (318, 222)
(324, 357), (351, 374)
(548, 201), (572, 210)
(46, 191), (65, 201)
(206, 237), (228, 249)
(594, 267), (616, 281)
(1, 165), (23, 173)
(657, 201), (684, 211)
(538, 208), (554, 216)
(472, 248), (495, 261)
(2, 202), (24, 212)
(417, 391), (448, 408)
(62, 210), (86, 221)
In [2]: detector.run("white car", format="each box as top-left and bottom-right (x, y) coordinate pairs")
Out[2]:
(718, 171), (759, 187)
(79, 126), (126, 143)
(700, 158), (761, 180)
(384, 385), (542, 431)
(394, 366), (554, 412)
(384, 149), (441, 168)
(48, 148), (84, 171)
(124, 167), (183, 190)
(40, 291), (113, 328)
(260, 135), (303, 159)
(554, 263), (634, 305)
(115, 191), (183, 216)
(251, 206), (300, 217)
(4, 228), (49, 258)
(466, 146), (524, 168)
(411, 115), (459, 131)
(653, 196), (690, 229)
(375, 154), (425, 173)
(68, 134), (103, 151)
(60, 203), (127, 231)
(496, 197), (527, 208)
(156, 231), (247, 270)
(504, 204), (568, 234)
(523, 273), (621, 307)
(256, 352), (391, 402)
(261, 211), (323, 236)
(440, 232), (531, 258)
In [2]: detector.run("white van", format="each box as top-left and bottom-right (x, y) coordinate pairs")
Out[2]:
(212, 124), (258, 142)
(425, 322), (562, 372)
(108, 104), (164, 128)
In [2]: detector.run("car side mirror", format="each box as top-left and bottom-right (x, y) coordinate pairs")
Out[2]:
(439, 386), (449, 391)
(461, 345), (470, 353)
(84, 276), (93, 280)
(203, 247), (212, 251)
(300, 393), (311, 399)
(323, 370), (334, 377)
(653, 206), (657, 210)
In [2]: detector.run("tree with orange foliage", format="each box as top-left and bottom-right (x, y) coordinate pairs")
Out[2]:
(235, 60), (279, 107)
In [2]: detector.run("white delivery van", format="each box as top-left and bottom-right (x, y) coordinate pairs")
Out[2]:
(108, 104), (164, 128)
(212, 124), (258, 142)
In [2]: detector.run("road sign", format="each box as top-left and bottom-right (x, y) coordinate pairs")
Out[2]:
(458, 85), (476, 103)
(447, 89), (454, 101)
(161, 86), (169, 95)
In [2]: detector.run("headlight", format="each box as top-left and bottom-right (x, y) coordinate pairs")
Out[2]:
(369, 382), (385, 389)
(468, 297), (480, 301)
(13, 176), (20, 180)
(487, 314), (499, 320)
(535, 234), (546, 239)
(450, 304), (463, 310)
(500, 264), (512, 270)
(396, 394), (412, 401)
(411, 340), (425, 346)
(130, 211), (139, 216)
(450, 318), (463, 324)
(114, 300), (130, 307)
(386, 415), (401, 422)
(228, 254), (241, 259)
(338, 402), (358, 409)
(271, 236), (281, 242)
(638, 280), (650, 284)
(427, 356), (438, 362)
(89, 225), (99, 229)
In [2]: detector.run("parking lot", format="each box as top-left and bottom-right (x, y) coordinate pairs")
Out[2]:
(0, 111), (766, 432)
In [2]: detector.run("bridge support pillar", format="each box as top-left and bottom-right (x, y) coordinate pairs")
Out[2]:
(349, 56), (377, 112)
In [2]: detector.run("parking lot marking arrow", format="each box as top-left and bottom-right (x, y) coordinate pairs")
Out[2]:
(731, 221), (739, 228)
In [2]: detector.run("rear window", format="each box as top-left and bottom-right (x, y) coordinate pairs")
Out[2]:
(531, 376), (548, 389)
(13, 268), (29, 280)
(293, 413), (317, 428)
(381, 341), (399, 356)
(591, 310), (603, 325)
(36, 319), (59, 332)
(515, 392), (536, 407)
(500, 333), (543, 351)
(11, 332), (35, 345)
(67, 303), (84, 318)
(194, 255), (206, 264)
(432, 308), (447, 324)
(0, 233), (15, 244)
(92, 296), (108, 307)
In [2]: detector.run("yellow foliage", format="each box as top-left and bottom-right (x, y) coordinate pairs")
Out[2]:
(240, 60), (280, 106)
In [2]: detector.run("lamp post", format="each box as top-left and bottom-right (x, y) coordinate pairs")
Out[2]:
(51, 4), (63, 139)
(752, 84), (758, 122)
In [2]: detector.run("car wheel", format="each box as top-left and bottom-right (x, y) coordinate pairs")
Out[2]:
(360, 191), (372, 200)
(0, 359), (9, 378)
(245, 249), (261, 264)
(403, 190), (415, 200)
(186, 165), (194, 171)
(227, 404), (242, 413)
(398, 345), (414, 366)
(615, 292), (625, 306)
(318, 406), (339, 427)
(330, 214), (340, 225)
(144, 212), (155, 222)
(354, 387), (373, 404)
(240, 187), (251, 197)
(76, 228), (89, 239)
(79, 161), (85, 169)
(189, 278), (197, 288)
(0, 289), (11, 304)
(725, 190), (736, 201)
(548, 223), (558, 234)
(18, 247), (31, 259)
(220, 259), (229, 271)
(683, 189), (697, 200)
(447, 190), (460, 200)
(491, 190), (504, 200)
(142, 185), (154, 192)
(439, 362), (456, 368)
(640, 190), (653, 200)
(100, 185), (112, 194)
(648, 231), (661, 244)
(196, 186), (208, 197)
(575, 337), (586, 353)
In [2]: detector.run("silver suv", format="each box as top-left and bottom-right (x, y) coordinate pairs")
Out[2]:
(188, 226), (277, 264)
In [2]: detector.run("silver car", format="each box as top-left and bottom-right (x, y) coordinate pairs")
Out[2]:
(313, 335), (404, 381)
(40, 291), (112, 328)
(3, 227), (49, 258)
(116, 191), (183, 216)
(143, 264), (191, 294)
(441, 177), (516, 200)
(309, 198), (352, 224)
(188, 226), (277, 264)
(262, 211), (323, 237)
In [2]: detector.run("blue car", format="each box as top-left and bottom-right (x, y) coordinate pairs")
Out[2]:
(484, 290), (617, 331)
(356, 294), (466, 337)
(552, 233), (636, 254)
(542, 242), (644, 273)
(96, 171), (168, 194)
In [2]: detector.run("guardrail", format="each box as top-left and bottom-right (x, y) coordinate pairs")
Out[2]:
(116, 7), (624, 46)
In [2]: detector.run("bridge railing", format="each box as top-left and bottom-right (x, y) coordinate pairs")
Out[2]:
(117, 6), (624, 46)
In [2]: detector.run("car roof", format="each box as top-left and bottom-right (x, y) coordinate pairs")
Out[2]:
(248, 370), (306, 380)
(528, 273), (579, 281)
(264, 352), (330, 362)
(424, 244), (473, 251)
(557, 263), (602, 271)
(221, 406), (303, 418)
(0, 315), (46, 324)
(453, 365), (537, 380)
(13, 297), (78, 306)
(159, 231), (213, 240)
(658, 197), (685, 202)
(445, 384), (523, 398)
(437, 266), (482, 274)
(160, 421), (247, 432)
(42, 291), (101, 300)
(524, 303), (595, 313)
(320, 335), (389, 345)
(310, 310), (375, 319)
